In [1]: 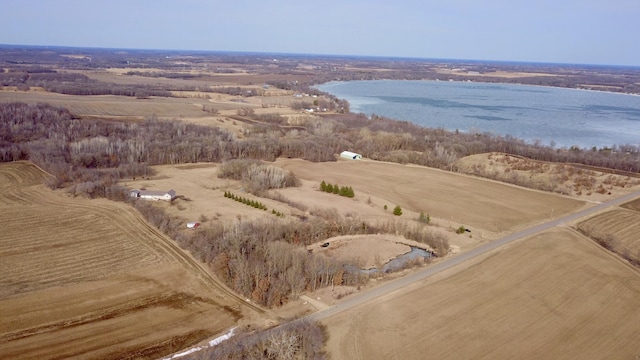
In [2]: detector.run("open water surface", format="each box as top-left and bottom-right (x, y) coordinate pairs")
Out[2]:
(316, 80), (640, 149)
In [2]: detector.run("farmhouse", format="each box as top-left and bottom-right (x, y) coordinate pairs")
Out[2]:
(340, 151), (362, 160)
(129, 189), (176, 201)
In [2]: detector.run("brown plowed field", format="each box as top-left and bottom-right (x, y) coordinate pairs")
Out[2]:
(0, 161), (259, 359)
(274, 158), (585, 235)
(323, 228), (640, 359)
(578, 208), (640, 260)
(622, 197), (640, 212)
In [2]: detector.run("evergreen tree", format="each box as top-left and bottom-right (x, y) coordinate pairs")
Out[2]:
(347, 186), (355, 198)
(393, 205), (403, 216)
(326, 183), (333, 193)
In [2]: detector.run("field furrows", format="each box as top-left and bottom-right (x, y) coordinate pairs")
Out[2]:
(0, 161), (267, 308)
(0, 283), (236, 360)
(622, 198), (640, 212)
(579, 209), (640, 255)
(1, 291), (217, 342)
(324, 229), (640, 359)
(0, 176), (172, 298)
(0, 161), (252, 359)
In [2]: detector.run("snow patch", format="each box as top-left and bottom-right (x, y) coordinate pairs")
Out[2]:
(163, 327), (236, 359)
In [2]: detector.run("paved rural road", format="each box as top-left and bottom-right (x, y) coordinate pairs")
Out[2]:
(306, 189), (640, 322)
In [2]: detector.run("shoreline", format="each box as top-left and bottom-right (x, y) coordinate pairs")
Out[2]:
(315, 79), (640, 150)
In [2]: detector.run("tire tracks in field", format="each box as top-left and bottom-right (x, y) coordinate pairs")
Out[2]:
(0, 162), (269, 318)
(0, 292), (211, 342)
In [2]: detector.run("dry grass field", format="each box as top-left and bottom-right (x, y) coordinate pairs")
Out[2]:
(456, 152), (640, 201)
(124, 163), (302, 231)
(0, 85), (313, 136)
(322, 228), (640, 360)
(274, 158), (586, 236)
(122, 156), (585, 264)
(0, 90), (207, 120)
(0, 162), (262, 359)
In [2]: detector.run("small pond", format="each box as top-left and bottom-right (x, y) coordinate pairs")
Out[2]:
(354, 246), (434, 275)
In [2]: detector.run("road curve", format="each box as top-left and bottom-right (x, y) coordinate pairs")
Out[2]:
(307, 189), (640, 322)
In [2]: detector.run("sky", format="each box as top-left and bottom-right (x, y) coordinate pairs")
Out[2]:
(2, 0), (639, 66)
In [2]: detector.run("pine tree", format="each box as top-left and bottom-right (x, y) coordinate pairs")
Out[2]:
(326, 183), (333, 193)
(347, 186), (355, 198)
(393, 205), (403, 216)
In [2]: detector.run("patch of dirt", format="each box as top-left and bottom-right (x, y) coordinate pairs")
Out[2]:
(308, 234), (432, 270)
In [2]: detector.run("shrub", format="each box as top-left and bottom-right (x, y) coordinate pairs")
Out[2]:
(219, 160), (299, 194)
(393, 205), (403, 216)
(418, 211), (430, 224)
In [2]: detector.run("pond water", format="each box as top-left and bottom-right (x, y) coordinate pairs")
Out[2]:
(357, 246), (433, 274)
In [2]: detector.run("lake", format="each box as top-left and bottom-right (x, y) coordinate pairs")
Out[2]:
(316, 80), (640, 149)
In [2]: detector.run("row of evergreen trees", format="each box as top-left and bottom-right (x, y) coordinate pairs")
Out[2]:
(223, 191), (285, 217)
(319, 180), (355, 198)
(224, 191), (267, 210)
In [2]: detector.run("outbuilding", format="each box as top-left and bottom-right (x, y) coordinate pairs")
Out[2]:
(129, 189), (176, 201)
(340, 151), (362, 160)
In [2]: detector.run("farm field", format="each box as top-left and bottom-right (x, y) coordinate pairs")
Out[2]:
(0, 161), (261, 359)
(0, 90), (206, 119)
(274, 158), (586, 236)
(123, 163), (295, 226)
(578, 207), (640, 261)
(622, 197), (640, 212)
(125, 156), (586, 262)
(322, 228), (640, 360)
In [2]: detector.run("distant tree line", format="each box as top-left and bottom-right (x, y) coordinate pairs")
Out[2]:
(124, 71), (203, 79)
(0, 71), (173, 97)
(0, 69), (266, 98)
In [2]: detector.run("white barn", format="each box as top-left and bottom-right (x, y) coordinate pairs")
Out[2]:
(340, 151), (362, 160)
(129, 189), (176, 201)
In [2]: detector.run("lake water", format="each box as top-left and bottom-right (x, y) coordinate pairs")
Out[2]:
(316, 80), (640, 149)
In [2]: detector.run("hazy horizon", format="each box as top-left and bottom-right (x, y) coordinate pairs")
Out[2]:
(2, 1), (639, 67)
(3, 43), (639, 69)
